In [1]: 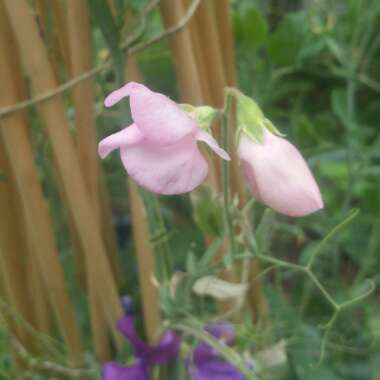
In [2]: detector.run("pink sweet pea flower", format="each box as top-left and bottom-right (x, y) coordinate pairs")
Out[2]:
(99, 82), (229, 195)
(238, 129), (323, 217)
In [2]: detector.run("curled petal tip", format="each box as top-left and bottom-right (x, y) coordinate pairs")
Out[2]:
(104, 82), (144, 108)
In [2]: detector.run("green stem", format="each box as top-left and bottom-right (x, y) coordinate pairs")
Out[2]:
(139, 190), (171, 284)
(307, 209), (359, 269)
(305, 269), (339, 310)
(222, 90), (236, 258)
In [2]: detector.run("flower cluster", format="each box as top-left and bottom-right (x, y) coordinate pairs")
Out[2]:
(99, 82), (323, 217)
(103, 315), (249, 380)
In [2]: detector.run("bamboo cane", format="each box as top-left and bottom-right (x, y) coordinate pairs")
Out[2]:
(159, 0), (203, 105)
(66, 0), (118, 360)
(160, 0), (219, 189)
(192, 0), (226, 108)
(211, 1), (267, 318)
(0, 4), (84, 365)
(126, 57), (161, 343)
(0, 146), (37, 351)
(212, 0), (237, 86)
(66, 0), (122, 287)
(3, 0), (124, 347)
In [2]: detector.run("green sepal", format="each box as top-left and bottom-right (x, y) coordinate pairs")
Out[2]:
(180, 104), (219, 132)
(263, 118), (286, 137)
(235, 93), (285, 143)
(236, 94), (265, 144)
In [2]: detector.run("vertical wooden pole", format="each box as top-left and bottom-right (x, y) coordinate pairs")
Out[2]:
(126, 57), (161, 343)
(66, 0), (121, 284)
(212, 0), (237, 86)
(3, 0), (123, 347)
(66, 0), (120, 360)
(159, 0), (204, 105)
(0, 4), (84, 365)
(0, 147), (37, 351)
(211, 0), (267, 318)
(192, 0), (227, 108)
(160, 0), (219, 189)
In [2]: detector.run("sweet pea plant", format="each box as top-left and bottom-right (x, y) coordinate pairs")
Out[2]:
(98, 82), (373, 380)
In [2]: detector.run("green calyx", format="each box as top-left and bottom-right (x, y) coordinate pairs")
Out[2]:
(235, 92), (284, 144)
(180, 104), (219, 132)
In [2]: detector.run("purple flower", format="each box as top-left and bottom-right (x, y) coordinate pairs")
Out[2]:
(103, 316), (181, 380)
(188, 323), (248, 380)
(120, 295), (134, 315)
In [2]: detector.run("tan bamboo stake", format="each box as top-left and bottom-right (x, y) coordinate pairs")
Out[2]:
(160, 0), (219, 189)
(66, 0), (122, 286)
(126, 57), (161, 343)
(159, 0), (203, 105)
(192, 0), (226, 108)
(51, 0), (71, 72)
(181, 0), (212, 104)
(26, 251), (53, 335)
(3, 0), (124, 347)
(66, 0), (118, 360)
(212, 0), (237, 86)
(0, 4), (84, 365)
(0, 147), (37, 350)
(211, 1), (267, 318)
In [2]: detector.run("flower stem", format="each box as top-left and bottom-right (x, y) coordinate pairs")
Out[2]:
(222, 90), (236, 258)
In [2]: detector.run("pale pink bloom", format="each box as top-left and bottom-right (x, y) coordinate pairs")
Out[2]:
(99, 82), (229, 195)
(238, 130), (323, 217)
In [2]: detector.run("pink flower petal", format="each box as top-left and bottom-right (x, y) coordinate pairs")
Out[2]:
(98, 124), (143, 159)
(195, 130), (231, 161)
(104, 82), (143, 108)
(120, 136), (208, 195)
(128, 82), (196, 145)
(238, 131), (323, 217)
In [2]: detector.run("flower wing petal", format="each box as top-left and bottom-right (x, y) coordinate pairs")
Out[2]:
(195, 130), (230, 160)
(103, 361), (149, 380)
(120, 136), (208, 195)
(189, 358), (246, 380)
(98, 124), (143, 159)
(147, 331), (181, 365)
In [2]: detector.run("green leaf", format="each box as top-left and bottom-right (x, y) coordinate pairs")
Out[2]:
(256, 208), (275, 254)
(199, 238), (223, 267)
(89, 0), (120, 52)
(191, 186), (224, 237)
(267, 12), (309, 66)
(331, 88), (351, 129)
(234, 7), (268, 50)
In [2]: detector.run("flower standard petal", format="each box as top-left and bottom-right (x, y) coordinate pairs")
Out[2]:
(119, 136), (209, 195)
(238, 131), (323, 217)
(129, 84), (196, 145)
(117, 316), (150, 359)
(103, 361), (149, 380)
(104, 82), (142, 108)
(98, 124), (143, 159)
(105, 81), (196, 145)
